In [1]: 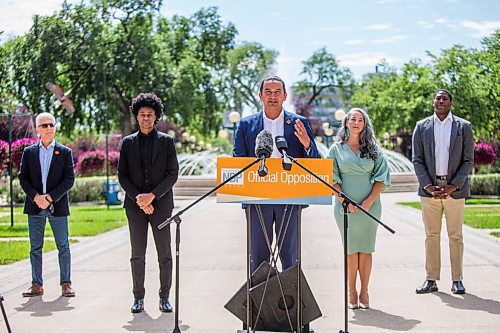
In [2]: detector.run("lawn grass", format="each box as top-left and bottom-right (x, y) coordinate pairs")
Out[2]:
(397, 198), (500, 233)
(0, 205), (127, 237)
(0, 239), (78, 265)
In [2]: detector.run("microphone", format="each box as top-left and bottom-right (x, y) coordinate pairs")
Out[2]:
(254, 130), (273, 177)
(275, 136), (292, 171)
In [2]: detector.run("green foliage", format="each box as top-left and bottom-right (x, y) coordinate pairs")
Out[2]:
(209, 136), (232, 155)
(9, 176), (110, 204)
(465, 198), (500, 205)
(351, 31), (500, 140)
(397, 199), (500, 230)
(470, 173), (500, 196)
(222, 42), (278, 112)
(0, 1), (243, 138)
(69, 177), (107, 202)
(0, 205), (127, 237)
(0, 240), (58, 265)
(295, 47), (355, 109)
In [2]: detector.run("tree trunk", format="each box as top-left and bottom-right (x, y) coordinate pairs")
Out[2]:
(113, 85), (133, 135)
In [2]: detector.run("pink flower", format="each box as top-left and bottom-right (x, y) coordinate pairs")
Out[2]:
(474, 142), (496, 166)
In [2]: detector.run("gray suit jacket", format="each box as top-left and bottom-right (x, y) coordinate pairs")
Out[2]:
(412, 114), (474, 198)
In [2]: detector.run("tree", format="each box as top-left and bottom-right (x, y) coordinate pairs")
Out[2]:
(222, 42), (278, 113)
(351, 31), (499, 140)
(429, 33), (499, 139)
(294, 47), (355, 114)
(0, 1), (238, 137)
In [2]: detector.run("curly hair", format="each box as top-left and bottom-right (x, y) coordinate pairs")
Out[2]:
(129, 92), (164, 123)
(336, 107), (380, 161)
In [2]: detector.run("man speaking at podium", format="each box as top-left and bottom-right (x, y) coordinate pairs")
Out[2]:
(233, 75), (319, 272)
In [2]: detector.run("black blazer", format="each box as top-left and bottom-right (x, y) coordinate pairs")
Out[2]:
(18, 142), (75, 216)
(118, 130), (179, 216)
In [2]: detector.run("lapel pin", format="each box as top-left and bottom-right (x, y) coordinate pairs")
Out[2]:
(55, 150), (60, 155)
(286, 120), (292, 125)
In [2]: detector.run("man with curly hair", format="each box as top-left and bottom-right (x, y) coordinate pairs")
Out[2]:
(118, 92), (179, 313)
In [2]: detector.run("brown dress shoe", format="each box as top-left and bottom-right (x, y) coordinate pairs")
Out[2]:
(61, 283), (75, 297)
(22, 284), (44, 297)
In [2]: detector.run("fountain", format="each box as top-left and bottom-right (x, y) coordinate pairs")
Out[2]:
(173, 141), (418, 196)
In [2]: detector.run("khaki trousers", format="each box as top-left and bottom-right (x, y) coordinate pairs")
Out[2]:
(421, 196), (465, 281)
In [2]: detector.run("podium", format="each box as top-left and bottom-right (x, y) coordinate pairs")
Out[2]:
(217, 157), (332, 332)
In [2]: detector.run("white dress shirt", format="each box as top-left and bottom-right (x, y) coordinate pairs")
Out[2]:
(433, 112), (453, 176)
(39, 140), (55, 193)
(263, 109), (284, 157)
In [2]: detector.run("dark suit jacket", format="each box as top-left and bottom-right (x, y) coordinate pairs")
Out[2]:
(118, 129), (179, 216)
(233, 110), (320, 159)
(412, 114), (474, 199)
(18, 142), (75, 216)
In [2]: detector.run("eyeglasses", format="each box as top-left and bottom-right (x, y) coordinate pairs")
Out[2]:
(38, 123), (55, 128)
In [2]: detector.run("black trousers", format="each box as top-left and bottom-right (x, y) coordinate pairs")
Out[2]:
(126, 209), (172, 299)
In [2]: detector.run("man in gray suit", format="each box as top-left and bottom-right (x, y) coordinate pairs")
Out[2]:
(412, 89), (474, 295)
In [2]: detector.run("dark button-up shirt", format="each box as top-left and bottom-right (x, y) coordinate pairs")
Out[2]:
(138, 129), (155, 192)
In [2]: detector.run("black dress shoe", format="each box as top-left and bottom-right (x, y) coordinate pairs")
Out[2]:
(416, 280), (438, 294)
(131, 299), (144, 313)
(159, 297), (173, 312)
(451, 281), (466, 294)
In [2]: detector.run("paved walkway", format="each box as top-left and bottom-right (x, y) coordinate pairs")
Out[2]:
(0, 192), (499, 332)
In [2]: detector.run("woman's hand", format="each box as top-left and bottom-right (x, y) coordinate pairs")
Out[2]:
(360, 198), (375, 212)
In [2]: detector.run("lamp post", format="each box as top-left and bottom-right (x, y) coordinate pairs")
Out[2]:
(181, 132), (189, 153)
(322, 122), (334, 148)
(227, 111), (241, 144)
(189, 135), (196, 153)
(1, 111), (34, 227)
(333, 109), (346, 137)
(334, 109), (346, 122)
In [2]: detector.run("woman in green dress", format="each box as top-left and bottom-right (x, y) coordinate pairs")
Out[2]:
(328, 108), (390, 309)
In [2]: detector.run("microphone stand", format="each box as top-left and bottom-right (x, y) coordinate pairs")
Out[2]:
(158, 156), (264, 333)
(284, 153), (395, 333)
(0, 295), (12, 333)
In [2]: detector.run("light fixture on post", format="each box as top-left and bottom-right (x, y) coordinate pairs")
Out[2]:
(324, 126), (334, 148)
(333, 109), (346, 137)
(334, 109), (346, 122)
(228, 110), (241, 143)
(181, 132), (189, 153)
(189, 135), (196, 153)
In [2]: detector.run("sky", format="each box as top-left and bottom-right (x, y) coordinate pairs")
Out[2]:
(1, 0), (499, 111)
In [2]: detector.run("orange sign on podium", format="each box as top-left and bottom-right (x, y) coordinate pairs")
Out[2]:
(216, 157), (333, 205)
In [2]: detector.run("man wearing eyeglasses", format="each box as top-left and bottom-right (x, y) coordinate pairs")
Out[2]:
(18, 112), (76, 298)
(412, 89), (474, 295)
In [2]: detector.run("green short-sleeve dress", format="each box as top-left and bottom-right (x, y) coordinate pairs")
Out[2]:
(328, 142), (391, 254)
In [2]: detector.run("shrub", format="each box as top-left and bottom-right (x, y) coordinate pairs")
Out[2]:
(470, 174), (500, 196)
(8, 177), (110, 204)
(64, 135), (98, 162)
(474, 142), (496, 166)
(69, 177), (106, 202)
(97, 131), (123, 152)
(11, 137), (39, 175)
(0, 140), (8, 174)
(75, 150), (119, 177)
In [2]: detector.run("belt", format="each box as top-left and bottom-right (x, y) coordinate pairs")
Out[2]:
(436, 175), (447, 180)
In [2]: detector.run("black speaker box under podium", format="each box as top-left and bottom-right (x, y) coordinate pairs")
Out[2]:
(225, 261), (277, 329)
(225, 262), (322, 332)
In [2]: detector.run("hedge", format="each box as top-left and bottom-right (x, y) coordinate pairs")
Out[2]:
(8, 176), (117, 204)
(471, 173), (500, 196)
